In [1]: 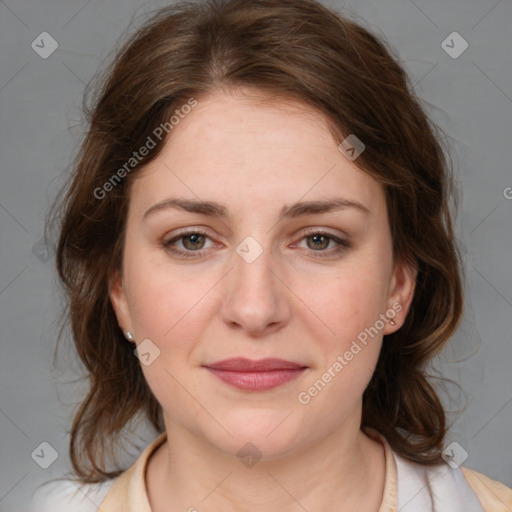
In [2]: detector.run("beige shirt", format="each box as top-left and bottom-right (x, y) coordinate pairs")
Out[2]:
(30, 431), (512, 511)
(96, 431), (512, 512)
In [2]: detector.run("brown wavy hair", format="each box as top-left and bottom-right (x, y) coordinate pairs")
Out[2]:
(50, 0), (465, 482)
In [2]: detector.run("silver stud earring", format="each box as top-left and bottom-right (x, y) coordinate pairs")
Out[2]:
(390, 319), (396, 325)
(125, 331), (134, 341)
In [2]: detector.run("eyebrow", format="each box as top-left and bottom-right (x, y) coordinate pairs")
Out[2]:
(142, 196), (371, 221)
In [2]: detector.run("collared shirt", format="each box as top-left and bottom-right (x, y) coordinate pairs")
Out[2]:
(30, 431), (512, 511)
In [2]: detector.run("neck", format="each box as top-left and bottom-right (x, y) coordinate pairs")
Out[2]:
(146, 417), (386, 512)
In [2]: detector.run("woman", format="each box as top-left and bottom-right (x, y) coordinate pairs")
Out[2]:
(31, 0), (512, 510)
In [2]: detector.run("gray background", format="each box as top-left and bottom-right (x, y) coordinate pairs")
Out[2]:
(1, 0), (511, 509)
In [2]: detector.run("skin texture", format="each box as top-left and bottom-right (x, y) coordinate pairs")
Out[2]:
(110, 88), (417, 512)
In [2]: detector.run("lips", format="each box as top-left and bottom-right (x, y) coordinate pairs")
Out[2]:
(203, 358), (307, 391)
(205, 357), (305, 372)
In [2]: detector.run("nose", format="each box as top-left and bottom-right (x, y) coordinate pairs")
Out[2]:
(220, 245), (291, 337)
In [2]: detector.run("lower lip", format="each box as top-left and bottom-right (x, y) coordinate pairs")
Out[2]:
(205, 368), (306, 391)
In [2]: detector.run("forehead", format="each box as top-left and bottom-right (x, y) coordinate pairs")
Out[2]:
(130, 89), (385, 218)
(164, 88), (336, 162)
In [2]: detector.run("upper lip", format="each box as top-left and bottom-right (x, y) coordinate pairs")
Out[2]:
(204, 358), (306, 372)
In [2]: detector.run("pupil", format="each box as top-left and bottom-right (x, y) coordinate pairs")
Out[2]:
(185, 234), (203, 249)
(309, 234), (328, 250)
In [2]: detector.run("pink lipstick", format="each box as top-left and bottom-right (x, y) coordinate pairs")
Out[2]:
(203, 358), (307, 391)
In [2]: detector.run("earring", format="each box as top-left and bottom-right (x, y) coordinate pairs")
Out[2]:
(125, 331), (134, 341)
(390, 319), (396, 325)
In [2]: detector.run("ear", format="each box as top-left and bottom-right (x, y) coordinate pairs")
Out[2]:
(109, 269), (134, 341)
(383, 257), (418, 334)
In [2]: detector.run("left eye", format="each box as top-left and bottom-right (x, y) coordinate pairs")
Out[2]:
(293, 231), (350, 258)
(300, 233), (338, 251)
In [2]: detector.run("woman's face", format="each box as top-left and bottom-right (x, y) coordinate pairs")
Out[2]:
(110, 88), (416, 458)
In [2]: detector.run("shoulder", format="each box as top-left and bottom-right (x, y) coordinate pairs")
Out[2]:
(98, 433), (168, 509)
(29, 478), (114, 512)
(393, 451), (512, 512)
(461, 466), (512, 512)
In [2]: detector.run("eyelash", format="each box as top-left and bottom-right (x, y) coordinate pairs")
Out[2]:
(162, 228), (350, 260)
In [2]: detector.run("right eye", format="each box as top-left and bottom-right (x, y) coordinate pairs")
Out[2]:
(162, 229), (218, 258)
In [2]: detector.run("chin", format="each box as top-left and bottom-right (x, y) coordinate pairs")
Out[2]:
(207, 408), (305, 460)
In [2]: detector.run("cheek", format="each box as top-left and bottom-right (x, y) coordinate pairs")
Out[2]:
(293, 265), (387, 408)
(124, 249), (219, 342)
(295, 276), (385, 418)
(296, 339), (381, 438)
(302, 266), (388, 344)
(124, 259), (218, 417)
